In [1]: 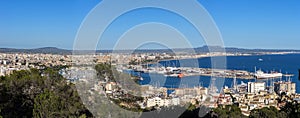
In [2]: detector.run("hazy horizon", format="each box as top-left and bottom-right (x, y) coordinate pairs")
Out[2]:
(1, 45), (300, 51)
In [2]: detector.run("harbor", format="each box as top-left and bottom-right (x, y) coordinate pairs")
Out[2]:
(124, 65), (293, 80)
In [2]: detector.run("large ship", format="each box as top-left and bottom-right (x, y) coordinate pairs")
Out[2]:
(254, 70), (283, 79)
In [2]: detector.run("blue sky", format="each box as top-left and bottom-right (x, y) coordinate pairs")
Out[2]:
(0, 0), (299, 49)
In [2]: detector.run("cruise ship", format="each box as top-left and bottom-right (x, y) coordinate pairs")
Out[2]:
(254, 70), (283, 79)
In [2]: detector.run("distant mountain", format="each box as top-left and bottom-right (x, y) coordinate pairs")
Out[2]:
(0, 46), (299, 54)
(0, 47), (71, 54)
(110, 46), (300, 54)
(196, 46), (300, 53)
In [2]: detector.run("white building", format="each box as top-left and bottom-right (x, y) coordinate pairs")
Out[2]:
(146, 97), (162, 108)
(0, 66), (7, 76)
(3, 60), (7, 65)
(171, 97), (180, 106)
(248, 82), (265, 93)
(274, 81), (296, 95)
(0, 68), (5, 76)
(146, 97), (180, 108)
(105, 82), (117, 91)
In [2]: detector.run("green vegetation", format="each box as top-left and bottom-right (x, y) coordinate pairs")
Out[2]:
(187, 104), (197, 111)
(129, 59), (139, 65)
(212, 105), (246, 118)
(280, 101), (300, 117)
(0, 67), (92, 118)
(209, 103), (300, 118)
(250, 106), (288, 118)
(95, 63), (114, 81)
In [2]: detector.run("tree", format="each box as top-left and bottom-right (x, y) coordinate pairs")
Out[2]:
(33, 91), (61, 117)
(0, 68), (92, 117)
(212, 105), (246, 118)
(250, 106), (288, 118)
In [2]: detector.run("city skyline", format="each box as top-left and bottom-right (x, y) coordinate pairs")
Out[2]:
(1, 0), (299, 50)
(1, 1), (300, 117)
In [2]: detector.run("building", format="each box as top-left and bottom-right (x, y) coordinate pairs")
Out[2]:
(146, 97), (180, 108)
(0, 67), (5, 76)
(248, 82), (265, 93)
(217, 94), (233, 105)
(274, 81), (296, 95)
(174, 87), (207, 96)
(140, 85), (168, 98)
(105, 82), (117, 92)
(3, 60), (7, 65)
(237, 82), (248, 93)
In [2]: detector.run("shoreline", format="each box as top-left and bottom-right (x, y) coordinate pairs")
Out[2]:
(157, 52), (300, 63)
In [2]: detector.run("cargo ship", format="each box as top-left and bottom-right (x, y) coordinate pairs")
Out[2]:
(254, 70), (283, 79)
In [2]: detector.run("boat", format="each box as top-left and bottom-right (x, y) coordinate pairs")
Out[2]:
(254, 70), (283, 79)
(146, 67), (156, 73)
(164, 73), (179, 77)
(178, 73), (184, 78)
(165, 67), (179, 73)
(164, 72), (184, 78)
(258, 58), (263, 61)
(156, 67), (167, 74)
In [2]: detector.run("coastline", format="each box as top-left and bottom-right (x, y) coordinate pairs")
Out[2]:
(157, 51), (300, 63)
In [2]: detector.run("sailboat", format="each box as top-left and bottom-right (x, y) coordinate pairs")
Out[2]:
(138, 72), (143, 80)
(140, 76), (144, 80)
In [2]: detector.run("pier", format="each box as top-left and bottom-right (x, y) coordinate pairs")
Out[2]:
(180, 67), (255, 79)
(127, 65), (292, 80)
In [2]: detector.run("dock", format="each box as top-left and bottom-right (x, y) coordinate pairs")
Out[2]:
(128, 66), (255, 79)
(126, 65), (293, 80)
(177, 67), (255, 79)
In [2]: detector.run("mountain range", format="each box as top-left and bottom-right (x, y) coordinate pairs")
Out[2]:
(0, 46), (299, 55)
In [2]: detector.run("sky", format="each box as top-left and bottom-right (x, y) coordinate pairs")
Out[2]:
(0, 0), (299, 50)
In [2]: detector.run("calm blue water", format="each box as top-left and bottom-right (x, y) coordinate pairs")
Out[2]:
(134, 54), (300, 93)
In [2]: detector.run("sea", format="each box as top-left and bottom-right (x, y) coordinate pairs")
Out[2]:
(129, 54), (300, 93)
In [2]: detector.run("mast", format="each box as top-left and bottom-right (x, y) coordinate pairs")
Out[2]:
(210, 63), (217, 93)
(233, 74), (237, 92)
(270, 77), (274, 93)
